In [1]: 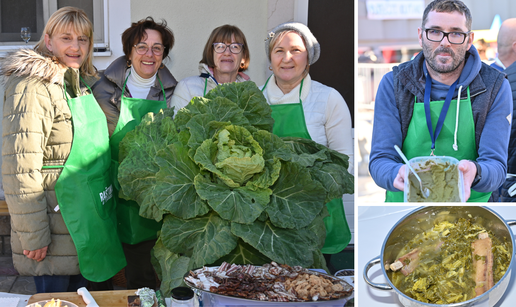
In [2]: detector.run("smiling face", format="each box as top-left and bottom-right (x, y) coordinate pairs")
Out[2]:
(270, 32), (308, 88)
(44, 27), (90, 69)
(129, 29), (163, 79)
(419, 10), (473, 76)
(212, 34), (244, 79)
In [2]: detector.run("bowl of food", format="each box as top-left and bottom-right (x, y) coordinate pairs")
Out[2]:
(363, 206), (515, 307)
(26, 299), (78, 307)
(403, 156), (464, 202)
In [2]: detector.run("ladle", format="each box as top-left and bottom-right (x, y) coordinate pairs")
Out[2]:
(394, 145), (430, 199)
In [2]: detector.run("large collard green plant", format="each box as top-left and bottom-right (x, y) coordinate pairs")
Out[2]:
(117, 81), (354, 296)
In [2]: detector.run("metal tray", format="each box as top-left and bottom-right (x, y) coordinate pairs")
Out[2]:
(184, 266), (353, 305)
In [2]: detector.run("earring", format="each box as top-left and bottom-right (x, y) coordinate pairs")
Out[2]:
(269, 66), (272, 71)
(127, 60), (132, 68)
(160, 63), (164, 69)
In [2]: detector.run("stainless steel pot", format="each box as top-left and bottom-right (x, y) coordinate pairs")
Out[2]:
(363, 206), (516, 307)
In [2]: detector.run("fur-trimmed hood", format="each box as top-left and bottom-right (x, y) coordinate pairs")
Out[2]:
(0, 48), (68, 85)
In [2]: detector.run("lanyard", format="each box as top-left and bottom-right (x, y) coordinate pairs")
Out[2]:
(424, 74), (459, 153)
(262, 75), (304, 103)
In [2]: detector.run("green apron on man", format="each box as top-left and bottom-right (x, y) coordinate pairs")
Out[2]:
(50, 78), (126, 282)
(386, 76), (490, 202)
(110, 74), (167, 244)
(263, 78), (351, 254)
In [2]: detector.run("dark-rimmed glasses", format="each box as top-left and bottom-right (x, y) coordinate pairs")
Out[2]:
(423, 28), (470, 45)
(134, 42), (165, 55)
(213, 42), (243, 54)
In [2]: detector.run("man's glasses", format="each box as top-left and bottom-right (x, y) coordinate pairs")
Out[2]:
(213, 42), (243, 54)
(423, 28), (470, 45)
(134, 42), (165, 55)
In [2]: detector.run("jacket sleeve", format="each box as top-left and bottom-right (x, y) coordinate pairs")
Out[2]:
(474, 78), (512, 192)
(169, 79), (194, 115)
(369, 72), (404, 191)
(2, 78), (53, 251)
(325, 89), (354, 174)
(92, 73), (120, 137)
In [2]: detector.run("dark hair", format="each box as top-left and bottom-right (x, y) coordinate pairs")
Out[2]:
(122, 17), (174, 60)
(422, 0), (472, 31)
(200, 24), (250, 72)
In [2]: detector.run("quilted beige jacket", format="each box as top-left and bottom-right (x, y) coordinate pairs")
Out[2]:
(1, 49), (97, 276)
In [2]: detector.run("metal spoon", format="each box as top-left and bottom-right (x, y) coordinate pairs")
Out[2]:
(394, 145), (430, 199)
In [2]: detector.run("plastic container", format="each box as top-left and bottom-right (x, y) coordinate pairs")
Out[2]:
(171, 286), (195, 307)
(403, 156), (464, 202)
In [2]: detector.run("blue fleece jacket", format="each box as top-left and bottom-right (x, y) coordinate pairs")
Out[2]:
(369, 46), (513, 193)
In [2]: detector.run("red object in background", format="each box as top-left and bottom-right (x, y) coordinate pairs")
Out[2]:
(382, 48), (395, 63)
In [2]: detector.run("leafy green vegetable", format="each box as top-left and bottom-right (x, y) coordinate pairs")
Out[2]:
(118, 81), (354, 296)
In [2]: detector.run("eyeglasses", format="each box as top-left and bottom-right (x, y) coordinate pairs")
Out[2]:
(213, 42), (244, 54)
(133, 42), (165, 55)
(423, 28), (470, 45)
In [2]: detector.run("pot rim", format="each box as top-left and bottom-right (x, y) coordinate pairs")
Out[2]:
(379, 206), (515, 306)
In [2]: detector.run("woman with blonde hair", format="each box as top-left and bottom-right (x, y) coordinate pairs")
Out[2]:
(261, 22), (353, 258)
(1, 6), (125, 293)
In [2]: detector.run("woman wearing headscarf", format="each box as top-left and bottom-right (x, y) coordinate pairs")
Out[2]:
(261, 22), (354, 257)
(1, 7), (125, 293)
(170, 24), (250, 114)
(91, 17), (176, 290)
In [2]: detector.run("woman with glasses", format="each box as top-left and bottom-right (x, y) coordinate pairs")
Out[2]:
(261, 22), (353, 260)
(170, 24), (250, 114)
(91, 17), (177, 290)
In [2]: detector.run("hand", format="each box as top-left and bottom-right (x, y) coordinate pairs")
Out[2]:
(459, 160), (477, 201)
(393, 165), (407, 191)
(23, 246), (48, 262)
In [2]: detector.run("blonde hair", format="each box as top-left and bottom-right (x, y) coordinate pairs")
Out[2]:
(34, 6), (96, 76)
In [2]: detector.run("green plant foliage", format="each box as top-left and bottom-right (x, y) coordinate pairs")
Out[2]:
(118, 81), (354, 296)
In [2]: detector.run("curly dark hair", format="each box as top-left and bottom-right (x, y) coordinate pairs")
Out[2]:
(122, 17), (175, 60)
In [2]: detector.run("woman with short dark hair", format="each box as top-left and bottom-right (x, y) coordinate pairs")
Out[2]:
(170, 24), (250, 114)
(91, 16), (177, 290)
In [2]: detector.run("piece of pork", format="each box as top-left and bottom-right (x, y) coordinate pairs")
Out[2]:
(472, 232), (494, 297)
(389, 248), (420, 276)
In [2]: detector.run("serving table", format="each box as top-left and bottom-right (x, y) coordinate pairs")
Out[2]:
(27, 290), (136, 306)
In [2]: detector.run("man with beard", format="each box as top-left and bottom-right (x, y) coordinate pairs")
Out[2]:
(369, 0), (512, 202)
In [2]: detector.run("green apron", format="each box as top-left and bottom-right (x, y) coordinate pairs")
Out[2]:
(48, 77), (126, 282)
(386, 84), (491, 202)
(262, 77), (351, 254)
(111, 73), (167, 244)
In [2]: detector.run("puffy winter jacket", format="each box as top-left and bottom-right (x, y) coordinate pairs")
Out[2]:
(1, 48), (98, 276)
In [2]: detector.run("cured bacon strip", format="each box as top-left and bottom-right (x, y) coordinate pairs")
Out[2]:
(389, 248), (420, 276)
(472, 232), (494, 297)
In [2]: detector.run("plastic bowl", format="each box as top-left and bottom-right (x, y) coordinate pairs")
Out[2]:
(403, 156), (464, 202)
(26, 300), (78, 307)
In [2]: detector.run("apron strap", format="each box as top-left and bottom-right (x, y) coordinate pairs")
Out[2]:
(261, 75), (304, 104)
(201, 73), (218, 96)
(123, 72), (166, 102)
(424, 75), (459, 153)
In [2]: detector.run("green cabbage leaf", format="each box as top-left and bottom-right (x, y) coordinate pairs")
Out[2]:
(117, 81), (354, 296)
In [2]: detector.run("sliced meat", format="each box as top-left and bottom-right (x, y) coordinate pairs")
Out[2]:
(389, 248), (420, 276)
(472, 232), (494, 297)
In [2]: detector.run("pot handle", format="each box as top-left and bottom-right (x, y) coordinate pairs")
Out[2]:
(363, 255), (393, 291)
(506, 220), (516, 227)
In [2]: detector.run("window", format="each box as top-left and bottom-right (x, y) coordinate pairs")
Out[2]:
(0, 0), (107, 50)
